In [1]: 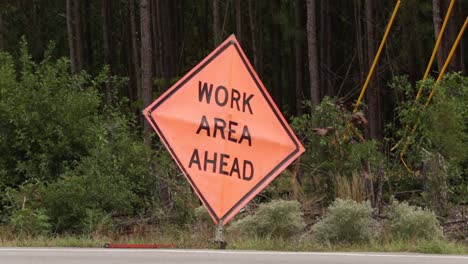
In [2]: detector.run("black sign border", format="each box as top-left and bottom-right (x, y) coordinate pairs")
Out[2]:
(146, 40), (301, 223)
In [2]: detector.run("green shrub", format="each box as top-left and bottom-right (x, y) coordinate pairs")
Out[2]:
(311, 199), (376, 244)
(0, 48), (104, 186)
(0, 44), (169, 233)
(290, 98), (383, 204)
(387, 200), (443, 241)
(41, 171), (136, 232)
(389, 74), (467, 206)
(9, 208), (51, 236)
(82, 209), (115, 236)
(194, 206), (212, 223)
(228, 200), (305, 238)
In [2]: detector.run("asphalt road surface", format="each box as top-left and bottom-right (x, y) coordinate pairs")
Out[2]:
(1, 248), (468, 264)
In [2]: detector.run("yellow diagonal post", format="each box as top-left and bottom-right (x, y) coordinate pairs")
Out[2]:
(353, 0), (401, 114)
(416, 0), (456, 101)
(424, 17), (468, 108)
(343, 0), (401, 140)
(391, 0), (456, 152)
(399, 16), (468, 170)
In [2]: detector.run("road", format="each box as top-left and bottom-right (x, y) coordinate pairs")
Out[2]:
(0, 248), (467, 264)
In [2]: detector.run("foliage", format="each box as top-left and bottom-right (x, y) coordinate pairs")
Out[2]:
(389, 74), (468, 207)
(228, 200), (305, 239)
(0, 44), (163, 233)
(386, 200), (443, 241)
(420, 150), (449, 216)
(310, 199), (376, 244)
(290, 98), (383, 203)
(9, 208), (51, 237)
(82, 209), (115, 236)
(194, 206), (212, 224)
(391, 74), (467, 164)
(0, 45), (102, 187)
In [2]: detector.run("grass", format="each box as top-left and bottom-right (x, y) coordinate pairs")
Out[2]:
(0, 228), (467, 255)
(228, 237), (468, 254)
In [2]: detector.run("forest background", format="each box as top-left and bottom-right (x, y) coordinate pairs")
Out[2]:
(0, 0), (467, 250)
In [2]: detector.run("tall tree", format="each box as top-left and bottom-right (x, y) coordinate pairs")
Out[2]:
(0, 12), (4, 50)
(271, 1), (283, 107)
(444, 0), (464, 72)
(153, 0), (183, 91)
(432, 0), (445, 71)
(129, 0), (141, 104)
(235, 0), (242, 43)
(213, 0), (221, 46)
(102, 0), (113, 102)
(151, 0), (160, 78)
(454, 0), (465, 73)
(73, 0), (84, 72)
(140, 0), (153, 145)
(320, 0), (333, 97)
(294, 0), (304, 115)
(66, 0), (77, 74)
(83, 0), (92, 69)
(306, 0), (320, 108)
(366, 0), (382, 140)
(248, 0), (263, 75)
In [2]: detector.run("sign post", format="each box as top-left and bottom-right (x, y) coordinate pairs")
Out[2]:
(215, 220), (225, 249)
(143, 35), (304, 247)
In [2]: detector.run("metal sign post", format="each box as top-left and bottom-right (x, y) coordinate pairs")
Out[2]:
(214, 220), (226, 249)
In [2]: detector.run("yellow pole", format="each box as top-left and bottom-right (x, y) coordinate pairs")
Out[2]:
(400, 16), (468, 169)
(415, 0), (456, 101)
(424, 17), (468, 108)
(391, 0), (456, 152)
(353, 0), (401, 113)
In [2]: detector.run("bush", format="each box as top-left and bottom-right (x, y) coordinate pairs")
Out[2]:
(82, 209), (115, 236)
(9, 208), (51, 236)
(290, 98), (383, 204)
(194, 206), (212, 224)
(0, 44), (168, 233)
(228, 200), (305, 238)
(311, 199), (376, 244)
(386, 200), (443, 241)
(0, 47), (104, 186)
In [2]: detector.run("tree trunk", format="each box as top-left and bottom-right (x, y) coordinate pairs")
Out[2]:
(457, 0), (465, 74)
(445, 0), (464, 72)
(102, 0), (113, 102)
(202, 0), (209, 52)
(248, 0), (262, 76)
(375, 165), (384, 214)
(66, 0), (77, 74)
(366, 0), (381, 140)
(129, 0), (141, 103)
(123, 15), (136, 112)
(235, 0), (242, 43)
(151, 0), (161, 78)
(433, 0), (444, 71)
(83, 0), (92, 69)
(362, 160), (375, 207)
(0, 13), (4, 50)
(354, 0), (366, 92)
(306, 0), (320, 109)
(73, 0), (84, 72)
(153, 0), (182, 91)
(213, 0), (221, 47)
(271, 1), (282, 108)
(140, 0), (153, 146)
(320, 0), (332, 97)
(294, 0), (304, 115)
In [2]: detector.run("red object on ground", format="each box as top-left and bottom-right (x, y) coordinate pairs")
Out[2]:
(104, 244), (176, 249)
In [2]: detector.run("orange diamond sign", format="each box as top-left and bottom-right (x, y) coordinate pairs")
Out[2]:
(143, 35), (304, 225)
